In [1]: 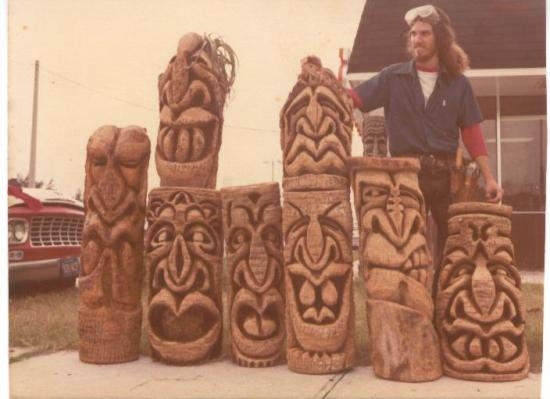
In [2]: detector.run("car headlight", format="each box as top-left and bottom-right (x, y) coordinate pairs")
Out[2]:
(8, 219), (29, 244)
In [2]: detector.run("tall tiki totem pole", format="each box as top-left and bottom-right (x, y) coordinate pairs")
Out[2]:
(348, 157), (442, 381)
(221, 183), (285, 367)
(280, 57), (356, 374)
(79, 125), (150, 364)
(145, 32), (236, 364)
(435, 203), (529, 381)
(360, 115), (387, 157)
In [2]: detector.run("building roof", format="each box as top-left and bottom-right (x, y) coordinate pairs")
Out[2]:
(348, 0), (546, 73)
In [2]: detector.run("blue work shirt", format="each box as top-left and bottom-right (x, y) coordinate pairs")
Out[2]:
(353, 60), (483, 156)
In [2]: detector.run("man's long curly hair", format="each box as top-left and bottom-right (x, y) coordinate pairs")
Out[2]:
(406, 6), (469, 76)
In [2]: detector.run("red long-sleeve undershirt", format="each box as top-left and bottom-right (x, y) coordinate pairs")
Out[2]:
(347, 88), (488, 159)
(460, 123), (488, 159)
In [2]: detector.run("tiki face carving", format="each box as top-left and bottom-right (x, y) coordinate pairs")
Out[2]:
(436, 203), (529, 381)
(348, 157), (441, 381)
(156, 32), (236, 187)
(283, 189), (354, 372)
(221, 183), (285, 367)
(361, 115), (387, 157)
(280, 58), (352, 179)
(79, 125), (150, 364)
(145, 188), (223, 364)
(352, 159), (431, 288)
(81, 125), (150, 307)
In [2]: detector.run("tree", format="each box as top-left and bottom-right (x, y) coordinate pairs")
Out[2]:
(74, 188), (83, 201)
(12, 173), (55, 190)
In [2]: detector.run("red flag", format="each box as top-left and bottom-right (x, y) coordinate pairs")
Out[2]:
(8, 185), (43, 211)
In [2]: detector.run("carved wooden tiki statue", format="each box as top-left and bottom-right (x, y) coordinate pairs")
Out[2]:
(221, 183), (285, 367)
(280, 57), (355, 374)
(156, 32), (236, 188)
(280, 56), (353, 180)
(283, 187), (356, 374)
(435, 203), (529, 381)
(361, 115), (387, 157)
(79, 125), (150, 364)
(145, 188), (223, 364)
(348, 157), (442, 382)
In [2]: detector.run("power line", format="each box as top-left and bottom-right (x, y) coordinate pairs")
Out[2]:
(8, 59), (34, 68)
(11, 60), (281, 134)
(40, 65), (156, 112)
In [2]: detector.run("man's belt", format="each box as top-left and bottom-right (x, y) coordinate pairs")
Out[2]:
(398, 153), (453, 169)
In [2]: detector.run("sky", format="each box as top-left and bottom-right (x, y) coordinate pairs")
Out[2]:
(8, 0), (366, 197)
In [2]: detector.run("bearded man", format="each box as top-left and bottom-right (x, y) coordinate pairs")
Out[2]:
(349, 4), (503, 252)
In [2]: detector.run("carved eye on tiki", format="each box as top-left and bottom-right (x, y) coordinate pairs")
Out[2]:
(92, 156), (108, 167)
(150, 224), (175, 250)
(261, 225), (281, 248)
(229, 228), (251, 252)
(184, 222), (216, 254)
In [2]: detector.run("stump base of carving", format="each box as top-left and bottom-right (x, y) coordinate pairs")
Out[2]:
(367, 299), (441, 382)
(78, 306), (142, 364)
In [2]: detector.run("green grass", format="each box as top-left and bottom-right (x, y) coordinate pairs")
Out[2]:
(523, 283), (544, 373)
(9, 278), (544, 373)
(9, 286), (80, 357)
(353, 274), (371, 366)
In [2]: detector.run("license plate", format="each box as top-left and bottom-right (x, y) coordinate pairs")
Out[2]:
(60, 257), (80, 277)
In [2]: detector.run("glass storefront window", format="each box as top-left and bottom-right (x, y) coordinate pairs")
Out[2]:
(480, 119), (498, 179)
(500, 116), (547, 211)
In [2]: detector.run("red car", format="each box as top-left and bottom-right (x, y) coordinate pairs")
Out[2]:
(8, 187), (84, 286)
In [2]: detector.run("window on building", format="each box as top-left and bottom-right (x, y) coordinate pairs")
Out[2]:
(500, 116), (546, 212)
(480, 119), (498, 179)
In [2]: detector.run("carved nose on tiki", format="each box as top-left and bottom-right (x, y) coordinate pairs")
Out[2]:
(170, 235), (192, 275)
(305, 98), (323, 133)
(372, 141), (380, 156)
(306, 218), (324, 264)
(249, 232), (269, 282)
(386, 191), (404, 236)
(471, 257), (496, 316)
(97, 167), (124, 210)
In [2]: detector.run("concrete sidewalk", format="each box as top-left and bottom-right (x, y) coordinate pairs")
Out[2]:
(10, 351), (541, 399)
(520, 271), (544, 285)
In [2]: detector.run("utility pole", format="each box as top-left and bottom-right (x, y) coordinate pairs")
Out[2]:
(263, 159), (282, 182)
(28, 60), (39, 188)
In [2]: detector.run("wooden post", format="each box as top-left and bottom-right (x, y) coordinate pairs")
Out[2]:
(28, 60), (39, 188)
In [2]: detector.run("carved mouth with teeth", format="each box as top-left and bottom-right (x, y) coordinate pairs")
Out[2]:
(287, 348), (348, 374)
(286, 264), (352, 356)
(284, 129), (349, 177)
(157, 109), (218, 163)
(402, 246), (431, 287)
(293, 276), (343, 324)
(361, 209), (432, 289)
(148, 289), (222, 364)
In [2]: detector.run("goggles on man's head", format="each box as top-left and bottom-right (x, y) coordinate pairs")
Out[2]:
(404, 4), (440, 26)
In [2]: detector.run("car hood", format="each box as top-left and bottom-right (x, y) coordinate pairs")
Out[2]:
(8, 188), (84, 210)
